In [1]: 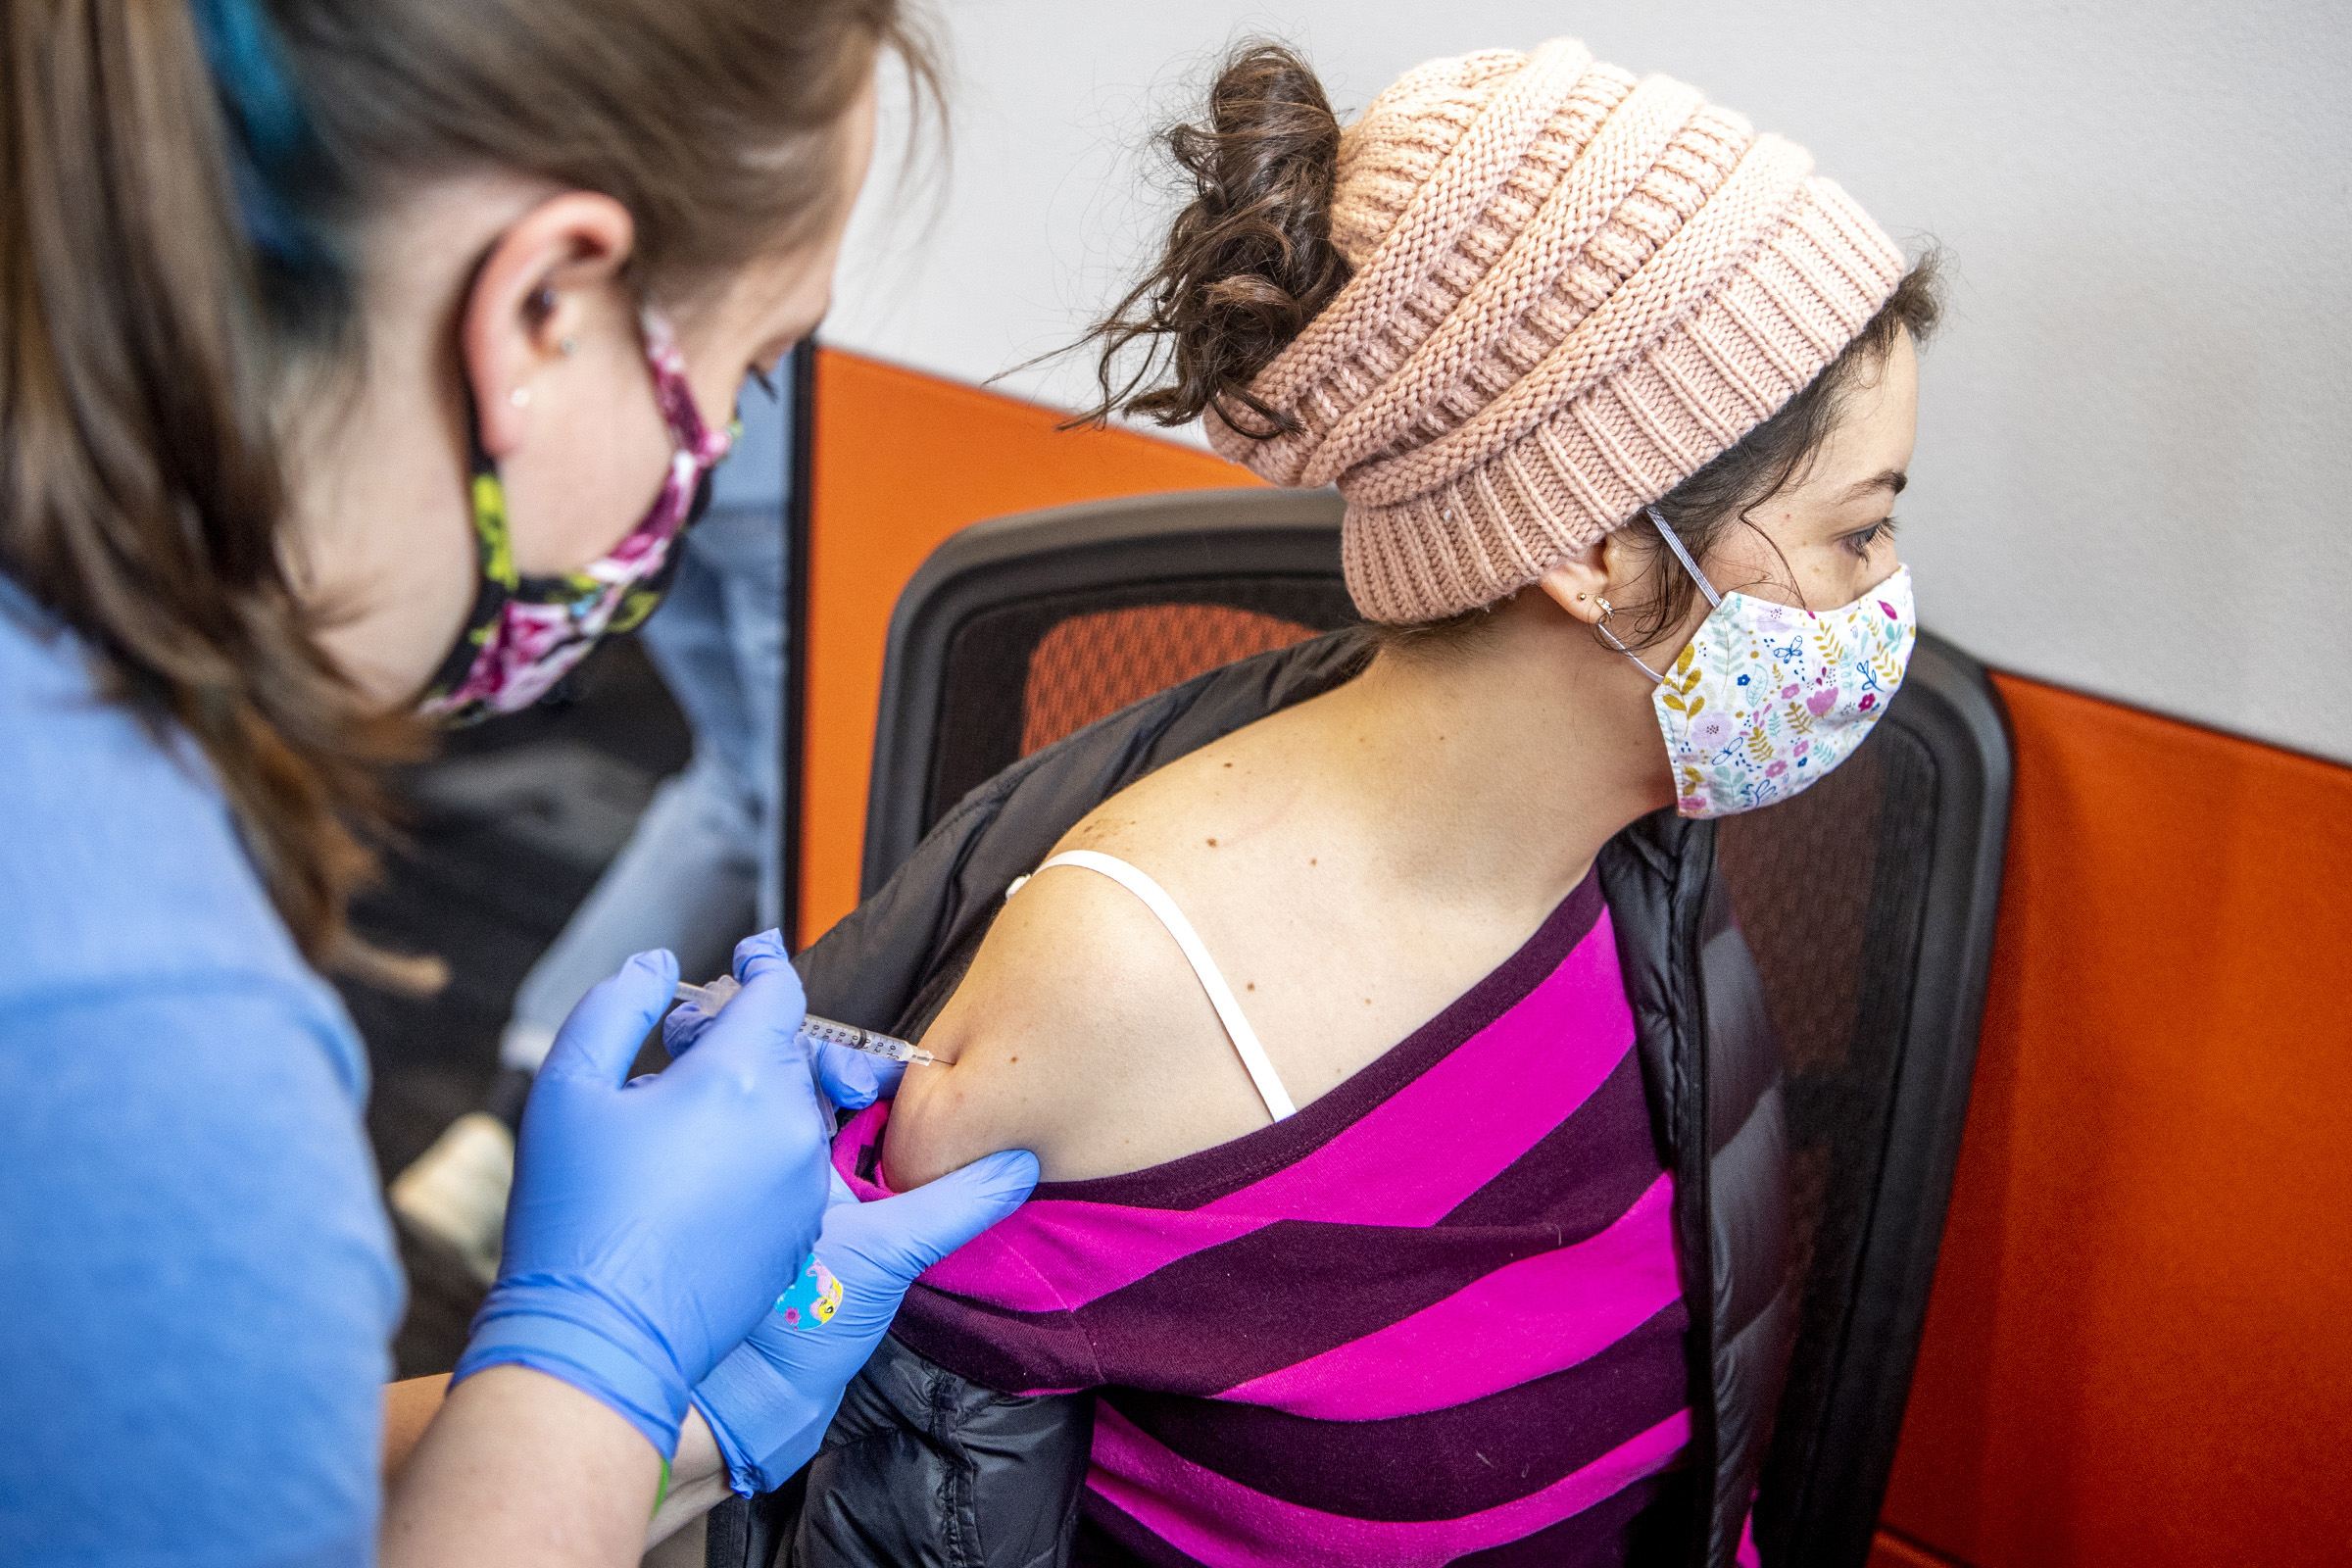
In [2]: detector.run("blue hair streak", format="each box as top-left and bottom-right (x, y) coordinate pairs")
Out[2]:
(186, 0), (335, 277)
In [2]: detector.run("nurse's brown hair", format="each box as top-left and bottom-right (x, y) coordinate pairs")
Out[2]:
(0, 0), (927, 973)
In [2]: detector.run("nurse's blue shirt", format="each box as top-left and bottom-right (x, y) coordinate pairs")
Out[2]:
(0, 584), (403, 1566)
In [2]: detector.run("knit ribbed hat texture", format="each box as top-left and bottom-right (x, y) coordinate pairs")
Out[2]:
(1204, 40), (1908, 623)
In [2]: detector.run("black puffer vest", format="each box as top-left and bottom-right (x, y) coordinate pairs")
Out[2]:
(710, 631), (1792, 1568)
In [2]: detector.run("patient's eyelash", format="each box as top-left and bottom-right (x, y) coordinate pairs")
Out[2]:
(1844, 514), (1898, 559)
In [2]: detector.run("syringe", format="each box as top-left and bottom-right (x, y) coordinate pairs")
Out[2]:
(671, 976), (939, 1067)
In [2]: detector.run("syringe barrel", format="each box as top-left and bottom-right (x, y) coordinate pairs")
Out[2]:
(798, 1016), (868, 1054)
(672, 978), (919, 1062)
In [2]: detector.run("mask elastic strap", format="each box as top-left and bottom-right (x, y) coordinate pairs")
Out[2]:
(640, 307), (735, 468)
(1592, 506), (1722, 683)
(1594, 609), (1665, 683)
(1646, 506), (1724, 610)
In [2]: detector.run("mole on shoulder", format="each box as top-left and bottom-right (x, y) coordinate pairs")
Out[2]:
(1206, 837), (1218, 847)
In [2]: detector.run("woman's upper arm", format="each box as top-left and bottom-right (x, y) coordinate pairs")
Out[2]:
(0, 983), (402, 1565)
(881, 868), (1198, 1190)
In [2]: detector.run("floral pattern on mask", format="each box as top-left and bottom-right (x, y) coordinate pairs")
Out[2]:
(1653, 567), (1916, 818)
(416, 310), (736, 725)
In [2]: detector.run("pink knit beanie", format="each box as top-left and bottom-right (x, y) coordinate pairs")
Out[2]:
(1204, 39), (1908, 624)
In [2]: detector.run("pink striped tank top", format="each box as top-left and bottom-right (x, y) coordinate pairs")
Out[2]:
(831, 861), (1691, 1567)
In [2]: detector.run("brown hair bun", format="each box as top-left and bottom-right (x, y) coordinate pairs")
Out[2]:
(1077, 41), (1351, 436)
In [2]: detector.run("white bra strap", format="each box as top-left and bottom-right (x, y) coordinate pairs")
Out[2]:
(1017, 850), (1297, 1121)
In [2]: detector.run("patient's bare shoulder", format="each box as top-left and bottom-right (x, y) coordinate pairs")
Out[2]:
(881, 800), (1270, 1189)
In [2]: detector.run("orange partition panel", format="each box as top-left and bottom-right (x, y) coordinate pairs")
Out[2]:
(802, 350), (1260, 939)
(1881, 677), (2352, 1566)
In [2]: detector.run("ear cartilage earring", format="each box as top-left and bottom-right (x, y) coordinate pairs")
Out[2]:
(510, 387), (531, 409)
(1594, 596), (1614, 618)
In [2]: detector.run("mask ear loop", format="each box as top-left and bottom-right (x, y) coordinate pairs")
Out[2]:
(1594, 506), (1725, 682)
(1593, 600), (1664, 682)
(1643, 506), (1724, 609)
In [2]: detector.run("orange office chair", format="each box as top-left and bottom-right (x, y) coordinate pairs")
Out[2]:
(841, 486), (2013, 1567)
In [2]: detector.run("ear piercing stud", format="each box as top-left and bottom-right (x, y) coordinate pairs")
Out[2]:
(510, 387), (530, 409)
(559, 336), (577, 357)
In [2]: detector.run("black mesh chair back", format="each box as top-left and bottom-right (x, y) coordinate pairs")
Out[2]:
(859, 488), (1358, 894)
(1719, 628), (2011, 1565)
(858, 488), (2012, 1568)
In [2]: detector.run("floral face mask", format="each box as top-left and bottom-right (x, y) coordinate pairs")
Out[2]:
(416, 309), (735, 725)
(1600, 507), (1916, 818)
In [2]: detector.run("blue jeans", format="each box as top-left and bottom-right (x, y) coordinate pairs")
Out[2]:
(501, 500), (785, 1069)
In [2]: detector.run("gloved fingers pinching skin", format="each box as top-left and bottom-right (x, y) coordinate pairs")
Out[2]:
(454, 944), (834, 1458)
(815, 1150), (1041, 1311)
(691, 1149), (1040, 1494)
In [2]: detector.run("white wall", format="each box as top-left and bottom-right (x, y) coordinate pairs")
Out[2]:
(828, 0), (2352, 763)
